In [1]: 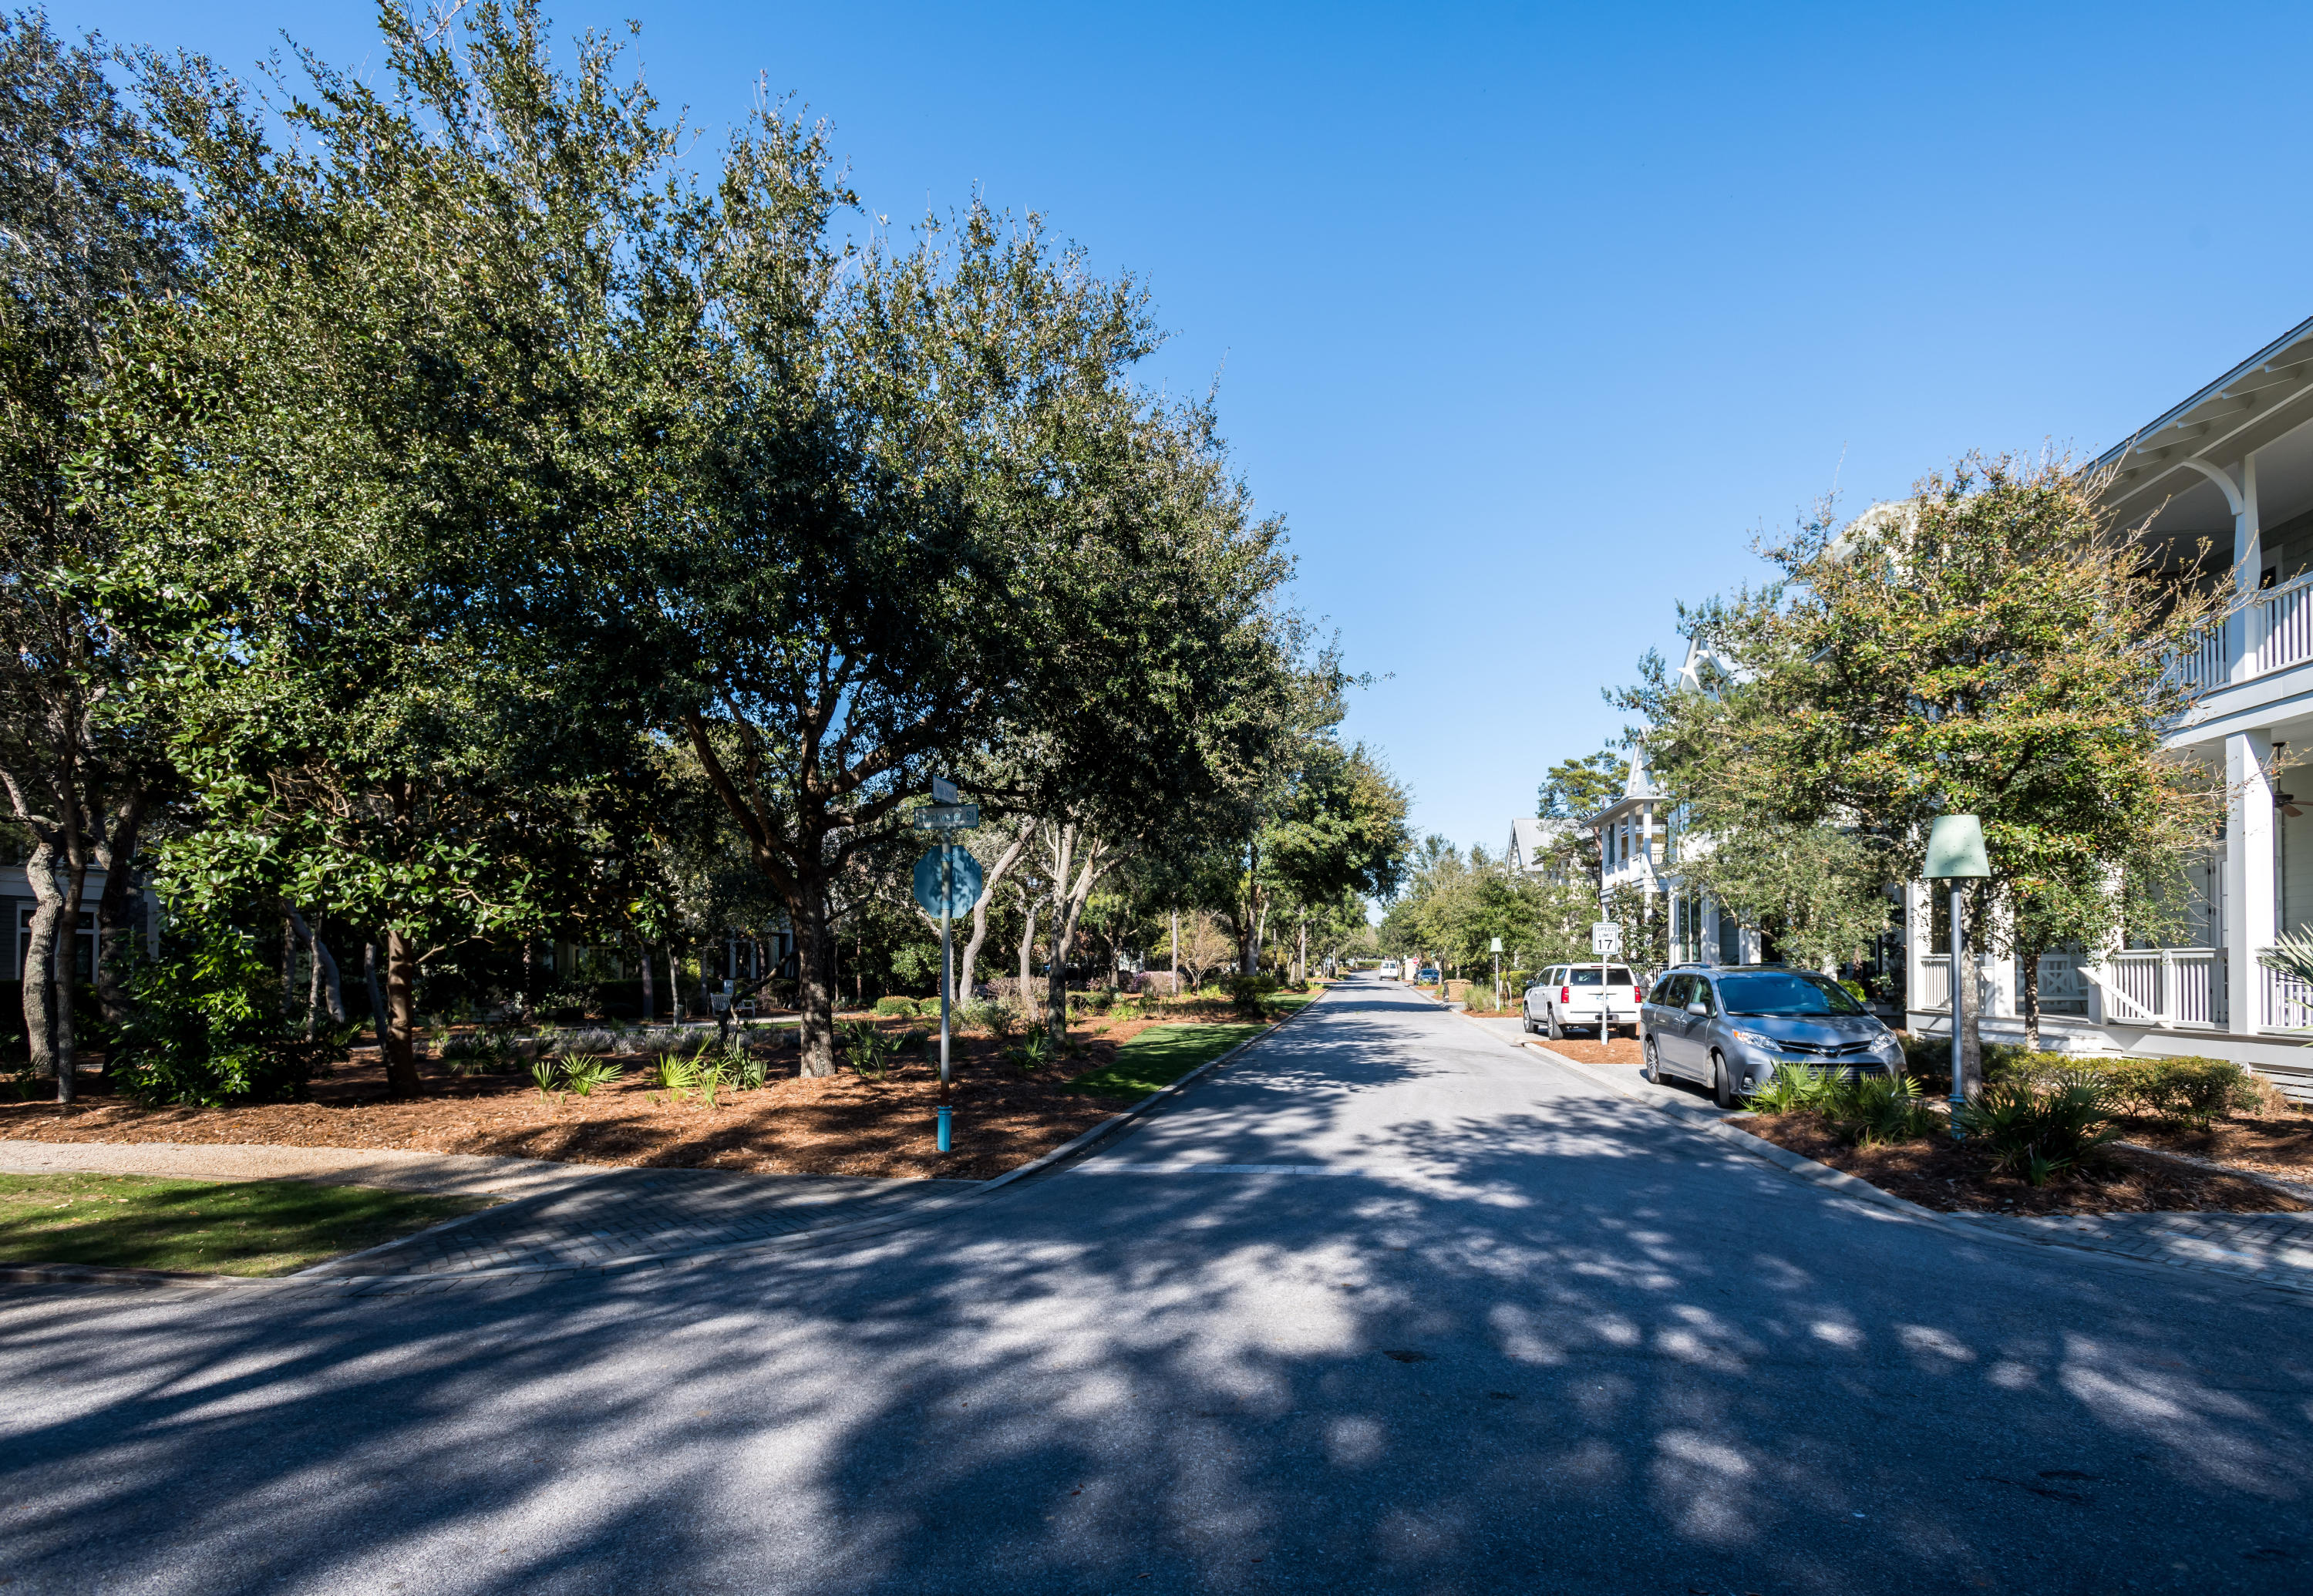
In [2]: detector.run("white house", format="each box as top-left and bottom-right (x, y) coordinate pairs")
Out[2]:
(1897, 314), (2313, 1099)
(1506, 816), (1573, 880)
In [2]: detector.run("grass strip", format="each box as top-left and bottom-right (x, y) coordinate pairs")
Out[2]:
(1066, 1022), (1268, 1101)
(0, 1171), (497, 1277)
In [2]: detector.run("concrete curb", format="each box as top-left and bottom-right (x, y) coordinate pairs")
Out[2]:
(0, 1001), (1334, 1296)
(981, 991), (1328, 1191)
(1446, 1008), (2313, 1301)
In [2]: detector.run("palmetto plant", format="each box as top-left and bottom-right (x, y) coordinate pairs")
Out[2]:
(561, 1058), (625, 1097)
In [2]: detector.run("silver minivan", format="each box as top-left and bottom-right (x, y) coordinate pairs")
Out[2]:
(1639, 965), (1904, 1109)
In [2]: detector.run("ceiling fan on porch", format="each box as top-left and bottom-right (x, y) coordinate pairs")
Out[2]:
(2278, 743), (2303, 818)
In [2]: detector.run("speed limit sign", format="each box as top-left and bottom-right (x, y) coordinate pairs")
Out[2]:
(1591, 921), (1622, 956)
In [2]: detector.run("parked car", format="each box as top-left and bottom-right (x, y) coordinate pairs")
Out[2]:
(1415, 965), (1439, 984)
(1639, 964), (1903, 1109)
(1379, 959), (1400, 979)
(1523, 964), (1641, 1039)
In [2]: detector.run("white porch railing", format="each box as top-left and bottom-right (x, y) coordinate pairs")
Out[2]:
(2165, 619), (2228, 693)
(2034, 952), (2091, 1017)
(2253, 574), (2313, 676)
(2089, 948), (2225, 1029)
(2260, 952), (2313, 1031)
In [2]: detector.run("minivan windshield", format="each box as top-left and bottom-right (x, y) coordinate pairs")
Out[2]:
(1715, 971), (1866, 1016)
(1567, 967), (1635, 986)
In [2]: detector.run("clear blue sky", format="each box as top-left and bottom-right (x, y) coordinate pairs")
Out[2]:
(62, 0), (2313, 857)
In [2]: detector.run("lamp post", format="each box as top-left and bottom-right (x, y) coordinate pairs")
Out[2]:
(1924, 815), (1991, 1140)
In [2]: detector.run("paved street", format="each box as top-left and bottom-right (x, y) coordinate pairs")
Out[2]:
(4, 978), (2311, 1594)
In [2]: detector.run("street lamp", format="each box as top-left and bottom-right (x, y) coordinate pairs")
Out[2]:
(1924, 814), (1991, 1139)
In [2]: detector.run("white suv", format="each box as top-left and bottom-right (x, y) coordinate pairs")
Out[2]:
(1524, 964), (1641, 1039)
(1379, 960), (1400, 978)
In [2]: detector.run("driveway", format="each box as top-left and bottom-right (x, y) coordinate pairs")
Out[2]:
(2, 978), (2308, 1593)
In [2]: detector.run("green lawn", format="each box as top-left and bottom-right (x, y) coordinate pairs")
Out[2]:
(1067, 1022), (1268, 1100)
(0, 1171), (496, 1277)
(1264, 992), (1315, 1014)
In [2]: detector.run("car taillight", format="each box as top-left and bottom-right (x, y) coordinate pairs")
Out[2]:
(1633, 987), (1643, 1003)
(1559, 986), (1571, 1004)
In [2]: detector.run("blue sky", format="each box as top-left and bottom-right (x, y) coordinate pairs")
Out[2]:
(62, 0), (2313, 857)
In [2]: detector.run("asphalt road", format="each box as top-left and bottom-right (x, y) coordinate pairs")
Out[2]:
(4, 978), (2310, 1594)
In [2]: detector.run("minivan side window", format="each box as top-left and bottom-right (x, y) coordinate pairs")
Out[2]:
(1691, 978), (1718, 1014)
(1647, 975), (1676, 1005)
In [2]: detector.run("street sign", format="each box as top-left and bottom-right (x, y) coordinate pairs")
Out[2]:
(931, 776), (961, 804)
(913, 847), (982, 918)
(1590, 921), (1622, 956)
(913, 803), (979, 832)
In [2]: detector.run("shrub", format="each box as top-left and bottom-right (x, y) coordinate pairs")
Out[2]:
(561, 1057), (625, 1096)
(872, 996), (920, 1019)
(968, 1000), (1021, 1042)
(554, 1028), (621, 1058)
(1837, 1072), (1938, 1146)
(1086, 988), (1116, 1014)
(651, 1053), (701, 1097)
(112, 923), (335, 1106)
(1226, 973), (1277, 1018)
(439, 1029), (519, 1076)
(1958, 1080), (2121, 1186)
(840, 1020), (901, 1081)
(2101, 1056), (2261, 1128)
(1008, 1028), (1055, 1070)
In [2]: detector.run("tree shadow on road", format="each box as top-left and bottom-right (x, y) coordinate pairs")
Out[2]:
(2, 988), (2309, 1593)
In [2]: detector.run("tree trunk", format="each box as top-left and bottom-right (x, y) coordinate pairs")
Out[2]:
(520, 938), (535, 1024)
(282, 914), (299, 1020)
(667, 943), (681, 1021)
(790, 888), (838, 1077)
(91, 790), (146, 1029)
(52, 847), (86, 1104)
(641, 938), (655, 1023)
(20, 835), (60, 1083)
(382, 926), (420, 1095)
(1016, 895), (1041, 1022)
(285, 910), (343, 1029)
(2020, 945), (2042, 1052)
(363, 938), (389, 1058)
(957, 831), (1029, 1004)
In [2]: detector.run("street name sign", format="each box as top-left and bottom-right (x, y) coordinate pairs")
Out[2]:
(913, 803), (979, 832)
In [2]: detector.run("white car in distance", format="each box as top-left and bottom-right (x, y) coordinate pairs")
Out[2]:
(1378, 960), (1401, 979)
(1524, 963), (1641, 1039)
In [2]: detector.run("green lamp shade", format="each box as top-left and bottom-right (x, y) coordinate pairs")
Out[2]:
(1924, 814), (1991, 879)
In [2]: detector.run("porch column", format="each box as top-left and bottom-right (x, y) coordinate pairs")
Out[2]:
(2227, 727), (2276, 1034)
(2227, 453), (2263, 683)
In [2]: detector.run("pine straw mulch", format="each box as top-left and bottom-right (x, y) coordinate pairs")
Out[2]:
(1739, 1112), (2308, 1216)
(2111, 1109), (2313, 1190)
(0, 1014), (1258, 1184)
(1532, 1035), (1645, 1066)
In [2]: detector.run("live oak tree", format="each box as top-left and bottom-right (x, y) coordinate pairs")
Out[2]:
(1621, 455), (2224, 1072)
(0, 11), (185, 1096)
(100, 2), (680, 1092)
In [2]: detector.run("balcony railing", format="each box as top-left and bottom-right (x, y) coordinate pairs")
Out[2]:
(2166, 572), (2313, 695)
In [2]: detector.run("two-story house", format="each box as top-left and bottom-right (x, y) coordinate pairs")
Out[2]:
(1900, 315), (2313, 1100)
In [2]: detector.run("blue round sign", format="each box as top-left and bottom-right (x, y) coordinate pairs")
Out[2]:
(912, 847), (982, 918)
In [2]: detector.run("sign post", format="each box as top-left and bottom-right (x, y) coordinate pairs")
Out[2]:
(1924, 814), (1991, 1140)
(1490, 935), (1503, 1012)
(1591, 921), (1621, 1041)
(913, 805), (983, 1153)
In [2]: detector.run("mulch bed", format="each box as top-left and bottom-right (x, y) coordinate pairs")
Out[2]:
(0, 1014), (1266, 1184)
(2114, 1110), (2313, 1190)
(1739, 1112), (2306, 1216)
(1532, 1036), (1645, 1066)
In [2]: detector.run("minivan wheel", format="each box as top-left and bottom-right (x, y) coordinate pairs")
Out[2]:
(1642, 1035), (1664, 1084)
(1712, 1051), (1738, 1110)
